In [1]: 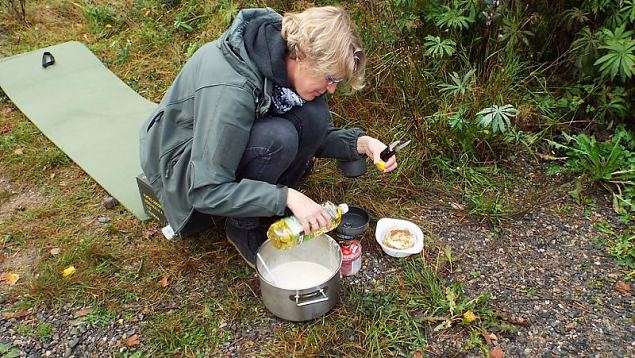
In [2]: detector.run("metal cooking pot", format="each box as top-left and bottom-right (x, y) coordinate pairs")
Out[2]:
(256, 234), (342, 322)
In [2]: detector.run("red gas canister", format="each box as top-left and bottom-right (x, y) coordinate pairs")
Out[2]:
(340, 240), (362, 276)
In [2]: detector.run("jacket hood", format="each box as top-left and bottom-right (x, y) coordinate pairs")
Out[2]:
(242, 11), (290, 87)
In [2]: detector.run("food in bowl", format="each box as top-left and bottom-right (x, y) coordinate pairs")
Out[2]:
(383, 227), (416, 250)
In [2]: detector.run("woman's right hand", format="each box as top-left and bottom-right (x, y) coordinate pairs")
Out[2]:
(286, 188), (332, 235)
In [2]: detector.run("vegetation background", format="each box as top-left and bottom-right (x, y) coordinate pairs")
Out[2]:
(0, 0), (633, 356)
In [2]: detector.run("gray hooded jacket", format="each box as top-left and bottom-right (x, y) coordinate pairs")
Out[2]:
(139, 8), (366, 235)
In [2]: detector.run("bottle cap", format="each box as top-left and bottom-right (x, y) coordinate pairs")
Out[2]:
(338, 203), (349, 214)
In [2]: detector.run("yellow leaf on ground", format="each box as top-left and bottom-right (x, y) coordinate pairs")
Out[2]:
(124, 334), (140, 346)
(6, 272), (19, 285)
(62, 266), (76, 277)
(463, 310), (477, 323)
(1, 273), (20, 285)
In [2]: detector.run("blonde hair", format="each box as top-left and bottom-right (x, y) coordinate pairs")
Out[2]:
(282, 6), (366, 91)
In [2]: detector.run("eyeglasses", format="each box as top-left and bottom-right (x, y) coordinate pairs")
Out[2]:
(326, 75), (344, 86)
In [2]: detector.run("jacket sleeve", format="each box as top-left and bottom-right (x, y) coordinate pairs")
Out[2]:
(315, 126), (367, 161)
(187, 84), (288, 218)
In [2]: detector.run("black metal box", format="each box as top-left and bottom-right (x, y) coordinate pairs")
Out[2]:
(136, 173), (167, 226)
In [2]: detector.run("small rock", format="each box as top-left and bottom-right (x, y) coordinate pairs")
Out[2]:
(103, 197), (118, 209)
(97, 216), (111, 224)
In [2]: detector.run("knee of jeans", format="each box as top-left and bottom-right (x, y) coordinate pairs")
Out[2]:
(262, 119), (299, 164)
(298, 101), (330, 141)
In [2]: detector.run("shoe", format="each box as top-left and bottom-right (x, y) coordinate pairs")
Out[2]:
(225, 221), (267, 269)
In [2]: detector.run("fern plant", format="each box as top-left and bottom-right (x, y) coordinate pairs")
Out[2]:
(438, 69), (476, 96)
(476, 104), (517, 134)
(424, 35), (456, 58)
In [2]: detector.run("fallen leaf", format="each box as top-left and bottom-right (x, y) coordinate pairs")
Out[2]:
(5, 273), (19, 285)
(105, 24), (112, 28)
(158, 277), (169, 287)
(463, 310), (477, 323)
(13, 148), (23, 155)
(50, 173), (56, 179)
(50, 247), (60, 256)
(62, 266), (76, 278)
(564, 322), (576, 331)
(413, 351), (423, 358)
(490, 346), (504, 358)
(481, 332), (498, 344)
(615, 281), (631, 295)
(124, 335), (140, 346)
(2, 309), (29, 320)
(74, 307), (91, 317)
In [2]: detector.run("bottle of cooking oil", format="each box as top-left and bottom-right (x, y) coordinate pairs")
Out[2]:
(267, 202), (349, 250)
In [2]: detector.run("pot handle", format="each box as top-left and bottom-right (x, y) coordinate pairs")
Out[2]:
(293, 288), (329, 307)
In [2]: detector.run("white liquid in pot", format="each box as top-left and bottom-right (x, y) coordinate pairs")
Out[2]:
(265, 261), (333, 290)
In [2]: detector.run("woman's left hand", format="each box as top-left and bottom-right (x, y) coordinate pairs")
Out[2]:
(356, 136), (398, 173)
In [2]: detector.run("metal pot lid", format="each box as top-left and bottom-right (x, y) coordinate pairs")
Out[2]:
(336, 206), (369, 239)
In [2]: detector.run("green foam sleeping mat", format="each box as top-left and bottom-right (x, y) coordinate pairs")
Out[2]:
(0, 41), (158, 220)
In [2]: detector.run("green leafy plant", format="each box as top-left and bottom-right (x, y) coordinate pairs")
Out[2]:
(595, 221), (635, 277)
(438, 69), (476, 96)
(548, 127), (635, 216)
(564, 7), (590, 30)
(476, 104), (518, 134)
(500, 15), (534, 50)
(622, 0), (635, 23)
(424, 35), (457, 58)
(430, 4), (474, 31)
(590, 85), (629, 123)
(0, 343), (21, 358)
(570, 27), (604, 76)
(594, 24), (635, 81)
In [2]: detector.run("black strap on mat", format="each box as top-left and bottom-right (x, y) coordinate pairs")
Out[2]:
(41, 51), (55, 68)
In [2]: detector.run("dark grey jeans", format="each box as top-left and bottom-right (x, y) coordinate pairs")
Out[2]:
(228, 96), (330, 230)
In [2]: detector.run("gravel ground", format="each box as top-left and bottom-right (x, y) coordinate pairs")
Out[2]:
(422, 162), (635, 356)
(1, 162), (633, 356)
(0, 304), (148, 357)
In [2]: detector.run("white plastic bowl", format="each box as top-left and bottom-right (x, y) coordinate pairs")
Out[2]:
(375, 218), (424, 258)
